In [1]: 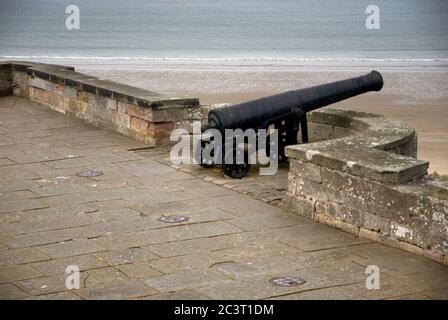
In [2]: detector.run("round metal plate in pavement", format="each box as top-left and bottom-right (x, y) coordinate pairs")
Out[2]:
(157, 215), (189, 223)
(76, 170), (103, 177)
(269, 277), (306, 287)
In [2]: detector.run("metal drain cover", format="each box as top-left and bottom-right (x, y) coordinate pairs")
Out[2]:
(76, 170), (103, 177)
(270, 277), (306, 287)
(157, 215), (189, 223)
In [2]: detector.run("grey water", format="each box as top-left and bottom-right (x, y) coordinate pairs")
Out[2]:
(1, 0), (448, 65)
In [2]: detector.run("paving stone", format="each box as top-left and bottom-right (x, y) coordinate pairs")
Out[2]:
(0, 190), (39, 201)
(353, 251), (447, 276)
(30, 254), (107, 276)
(75, 280), (156, 300)
(0, 265), (43, 283)
(92, 221), (241, 250)
(6, 227), (89, 248)
(43, 157), (92, 169)
(7, 215), (93, 235)
(196, 263), (365, 300)
(87, 207), (142, 223)
(116, 262), (162, 278)
(211, 249), (360, 281)
(86, 267), (129, 284)
(14, 272), (95, 296)
(342, 277), (424, 300)
(115, 159), (176, 177)
(94, 247), (159, 266)
(0, 247), (49, 266)
(36, 239), (107, 259)
(143, 270), (230, 293)
(226, 212), (309, 231)
(270, 285), (367, 300)
(86, 199), (132, 211)
(1, 96), (446, 300)
(31, 182), (89, 197)
(269, 224), (370, 251)
(141, 289), (209, 300)
(80, 177), (141, 191)
(88, 208), (234, 236)
(0, 198), (48, 214)
(419, 288), (448, 300)
(23, 291), (82, 300)
(147, 238), (230, 258)
(17, 204), (93, 220)
(0, 283), (29, 299)
(0, 158), (16, 166)
(36, 187), (138, 207)
(149, 242), (300, 275)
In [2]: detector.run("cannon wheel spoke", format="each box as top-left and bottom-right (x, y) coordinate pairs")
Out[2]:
(199, 125), (216, 168)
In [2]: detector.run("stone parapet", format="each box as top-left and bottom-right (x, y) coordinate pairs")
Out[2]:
(0, 61), (202, 146)
(281, 107), (448, 265)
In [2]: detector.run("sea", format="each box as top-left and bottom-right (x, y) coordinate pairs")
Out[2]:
(1, 0), (448, 67)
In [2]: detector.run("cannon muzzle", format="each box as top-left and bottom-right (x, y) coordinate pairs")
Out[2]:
(208, 70), (383, 131)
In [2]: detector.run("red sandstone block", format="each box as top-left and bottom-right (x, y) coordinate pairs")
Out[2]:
(130, 116), (149, 133)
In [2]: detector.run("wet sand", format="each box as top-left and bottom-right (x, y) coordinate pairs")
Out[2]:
(76, 65), (448, 174)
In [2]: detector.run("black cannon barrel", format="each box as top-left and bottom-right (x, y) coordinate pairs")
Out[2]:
(208, 70), (383, 131)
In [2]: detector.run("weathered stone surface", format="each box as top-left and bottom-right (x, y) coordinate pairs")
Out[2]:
(4, 61), (201, 147)
(286, 107), (447, 261)
(286, 139), (428, 183)
(1, 94), (447, 301)
(278, 196), (315, 219)
(31, 254), (107, 276)
(94, 248), (158, 266)
(75, 280), (156, 300)
(37, 239), (107, 259)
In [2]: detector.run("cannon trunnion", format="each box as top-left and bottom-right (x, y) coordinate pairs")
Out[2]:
(200, 71), (384, 179)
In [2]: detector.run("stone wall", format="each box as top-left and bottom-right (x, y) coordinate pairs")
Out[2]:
(0, 63), (12, 97)
(0, 61), (202, 146)
(281, 108), (448, 265)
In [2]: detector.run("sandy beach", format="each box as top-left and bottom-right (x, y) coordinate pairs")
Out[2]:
(4, 58), (445, 174)
(73, 64), (447, 175)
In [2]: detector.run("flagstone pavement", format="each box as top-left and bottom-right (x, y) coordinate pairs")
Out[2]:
(0, 96), (447, 300)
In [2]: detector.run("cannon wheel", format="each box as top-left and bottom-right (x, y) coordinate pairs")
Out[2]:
(199, 139), (216, 168)
(222, 163), (251, 179)
(222, 144), (251, 179)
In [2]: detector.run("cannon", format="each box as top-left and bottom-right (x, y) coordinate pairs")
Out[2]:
(199, 71), (384, 178)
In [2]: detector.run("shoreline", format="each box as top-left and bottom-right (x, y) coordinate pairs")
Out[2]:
(2, 58), (446, 174)
(80, 63), (448, 175)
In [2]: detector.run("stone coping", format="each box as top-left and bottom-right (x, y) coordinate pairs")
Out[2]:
(1, 61), (199, 109)
(286, 108), (429, 183)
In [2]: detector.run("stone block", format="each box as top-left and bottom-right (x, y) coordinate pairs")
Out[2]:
(29, 76), (51, 91)
(423, 249), (444, 264)
(86, 92), (99, 106)
(113, 112), (131, 135)
(99, 96), (118, 111)
(278, 195), (315, 219)
(63, 85), (77, 99)
(290, 160), (322, 183)
(399, 241), (424, 256)
(362, 212), (390, 235)
(117, 101), (129, 114)
(148, 121), (175, 145)
(359, 228), (379, 242)
(130, 116), (149, 133)
(307, 122), (333, 142)
(334, 126), (357, 139)
(30, 87), (49, 104)
(127, 103), (154, 121)
(76, 280), (156, 299)
(327, 202), (362, 226)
